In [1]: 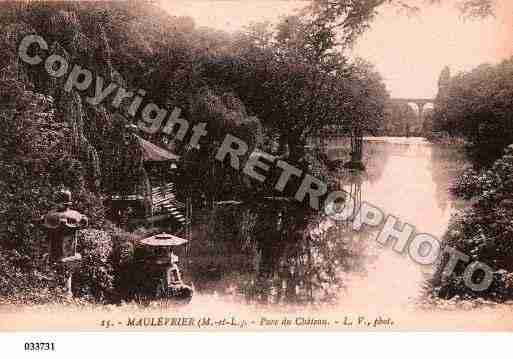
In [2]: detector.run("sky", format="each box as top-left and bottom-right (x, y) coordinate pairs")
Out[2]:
(162, 0), (513, 98)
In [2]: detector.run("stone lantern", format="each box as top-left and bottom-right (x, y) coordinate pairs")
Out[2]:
(139, 233), (193, 303)
(42, 189), (88, 295)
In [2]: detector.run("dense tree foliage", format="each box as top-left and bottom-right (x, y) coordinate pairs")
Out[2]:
(432, 58), (513, 167)
(0, 1), (389, 304)
(430, 145), (513, 300)
(378, 101), (419, 136)
(427, 57), (513, 301)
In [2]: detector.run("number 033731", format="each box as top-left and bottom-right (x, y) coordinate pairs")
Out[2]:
(24, 342), (55, 351)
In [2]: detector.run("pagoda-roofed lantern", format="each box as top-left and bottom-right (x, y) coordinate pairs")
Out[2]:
(139, 233), (193, 303)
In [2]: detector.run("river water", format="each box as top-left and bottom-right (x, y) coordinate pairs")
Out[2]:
(184, 136), (469, 307)
(329, 137), (467, 309)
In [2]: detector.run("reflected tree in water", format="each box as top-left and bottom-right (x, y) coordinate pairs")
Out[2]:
(429, 145), (468, 211)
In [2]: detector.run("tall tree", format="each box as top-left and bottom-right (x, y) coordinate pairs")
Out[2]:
(432, 57), (513, 166)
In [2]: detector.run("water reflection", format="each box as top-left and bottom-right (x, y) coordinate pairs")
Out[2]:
(429, 145), (468, 211)
(184, 137), (467, 305)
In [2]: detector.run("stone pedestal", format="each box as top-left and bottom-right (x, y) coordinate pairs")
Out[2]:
(42, 194), (88, 296)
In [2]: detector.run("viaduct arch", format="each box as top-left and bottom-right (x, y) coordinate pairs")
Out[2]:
(391, 98), (435, 120)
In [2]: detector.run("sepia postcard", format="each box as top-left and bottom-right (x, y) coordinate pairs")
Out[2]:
(1, 0), (513, 338)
